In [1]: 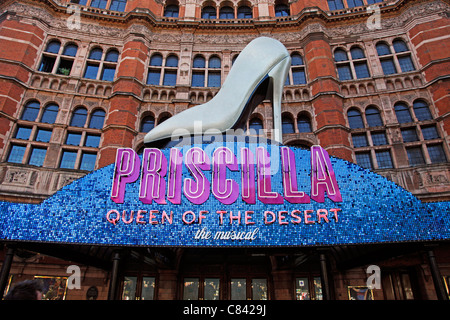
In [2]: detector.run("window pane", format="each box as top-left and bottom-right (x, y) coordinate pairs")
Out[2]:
(365, 107), (382, 127)
(63, 44), (78, 57)
(346, 0), (364, 7)
(35, 129), (52, 143)
(105, 50), (119, 62)
(165, 55), (178, 67)
(66, 132), (82, 146)
(100, 66), (116, 81)
(219, 6), (234, 19)
(393, 40), (409, 53)
(7, 145), (26, 163)
(163, 70), (177, 86)
(354, 62), (370, 79)
(109, 0), (127, 12)
(350, 47), (365, 59)
(291, 54), (304, 66)
(140, 116), (155, 132)
(85, 134), (101, 148)
(150, 54), (163, 66)
(231, 278), (246, 300)
(45, 41), (61, 54)
(209, 57), (221, 69)
(88, 48), (103, 60)
(147, 70), (161, 85)
(282, 116), (295, 134)
(59, 150), (78, 169)
(252, 279), (267, 300)
(413, 100), (432, 121)
(394, 104), (413, 124)
(84, 63), (99, 79)
(380, 59), (397, 75)
(14, 126), (32, 140)
(193, 56), (206, 68)
(428, 144), (447, 163)
(41, 104), (59, 124)
(164, 5), (179, 17)
(204, 278), (220, 300)
(28, 147), (47, 167)
(376, 43), (391, 56)
(296, 278), (310, 300)
(275, 4), (290, 16)
(313, 277), (323, 300)
(80, 152), (97, 171)
(207, 71), (221, 87)
(327, 0), (344, 11)
(297, 116), (312, 133)
(39, 56), (56, 73)
(202, 6), (216, 19)
(334, 49), (348, 62)
(421, 126), (439, 140)
(376, 150), (393, 169)
(89, 110), (105, 129)
(121, 276), (137, 300)
(406, 147), (425, 166)
(56, 59), (74, 76)
(401, 128), (419, 142)
(21, 101), (40, 121)
(352, 134), (368, 148)
(141, 277), (155, 300)
(192, 72), (205, 87)
(237, 6), (252, 19)
(249, 118), (263, 133)
(71, 107), (88, 127)
(356, 152), (373, 169)
(371, 132), (388, 146)
(183, 278), (199, 300)
(90, 0), (108, 9)
(292, 69), (306, 84)
(337, 65), (353, 80)
(348, 109), (364, 129)
(398, 56), (415, 72)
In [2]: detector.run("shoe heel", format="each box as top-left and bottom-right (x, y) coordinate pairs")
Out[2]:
(268, 57), (291, 144)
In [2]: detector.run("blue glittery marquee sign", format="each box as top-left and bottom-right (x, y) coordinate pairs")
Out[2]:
(0, 141), (449, 247)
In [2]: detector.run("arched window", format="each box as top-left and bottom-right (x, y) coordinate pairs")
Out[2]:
(249, 117), (263, 133)
(41, 103), (59, 124)
(45, 40), (61, 54)
(150, 54), (163, 66)
(219, 6), (234, 19)
(193, 56), (206, 68)
(365, 106), (383, 127)
(376, 42), (391, 56)
(164, 5), (179, 17)
(140, 115), (155, 132)
(282, 114), (295, 134)
(70, 107), (88, 127)
(163, 55), (178, 86)
(202, 6), (217, 19)
(275, 4), (290, 17)
(105, 49), (119, 62)
(89, 109), (106, 129)
(413, 100), (432, 121)
(158, 114), (171, 125)
(192, 55), (206, 87)
(297, 114), (312, 133)
(394, 103), (413, 124)
(393, 39), (409, 53)
(237, 6), (252, 19)
(350, 46), (370, 79)
(21, 101), (40, 122)
(334, 49), (348, 62)
(88, 48), (103, 60)
(147, 54), (163, 85)
(209, 56), (221, 69)
(350, 47), (365, 60)
(166, 55), (179, 68)
(334, 49), (353, 81)
(347, 109), (364, 129)
(208, 56), (221, 87)
(62, 44), (78, 57)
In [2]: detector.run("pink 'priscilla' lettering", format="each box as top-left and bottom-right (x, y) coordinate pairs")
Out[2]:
(310, 145), (342, 203)
(139, 148), (167, 204)
(167, 148), (183, 204)
(212, 147), (239, 204)
(111, 148), (141, 204)
(256, 146), (284, 204)
(184, 147), (211, 204)
(240, 147), (256, 204)
(281, 146), (310, 204)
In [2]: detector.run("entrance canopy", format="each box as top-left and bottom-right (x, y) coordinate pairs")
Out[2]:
(0, 141), (449, 247)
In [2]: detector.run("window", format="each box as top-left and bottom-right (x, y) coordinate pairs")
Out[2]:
(230, 278), (268, 300)
(346, 0), (364, 7)
(59, 150), (78, 169)
(90, 0), (108, 9)
(88, 109), (106, 129)
(85, 134), (101, 148)
(14, 126), (32, 140)
(356, 152), (372, 169)
(29, 147), (47, 167)
(296, 277), (322, 300)
(327, 0), (345, 10)
(140, 115), (155, 132)
(84, 47), (119, 81)
(297, 114), (312, 132)
(427, 144), (447, 163)
(371, 132), (388, 146)
(66, 132), (82, 146)
(164, 5), (179, 17)
(71, 0), (88, 5)
(365, 106), (382, 127)
(45, 40), (61, 54)
(352, 134), (368, 148)
(70, 107), (88, 127)
(39, 40), (77, 76)
(394, 103), (413, 124)
(275, 4), (290, 16)
(7, 145), (26, 164)
(219, 6), (234, 19)
(287, 53), (306, 85)
(147, 54), (178, 86)
(375, 150), (393, 169)
(80, 152), (97, 171)
(350, 47), (370, 79)
(183, 278), (199, 300)
(109, 0), (127, 12)
(413, 100), (432, 121)
(347, 109), (364, 129)
(21, 101), (40, 122)
(376, 39), (415, 75)
(191, 55), (221, 88)
(237, 6), (252, 19)
(121, 276), (156, 300)
(334, 48), (369, 81)
(282, 115), (295, 134)
(41, 104), (59, 124)
(35, 129), (52, 143)
(406, 147), (425, 166)
(401, 128), (419, 142)
(202, 6), (216, 19)
(421, 125), (439, 140)
(208, 56), (221, 87)
(249, 117), (263, 134)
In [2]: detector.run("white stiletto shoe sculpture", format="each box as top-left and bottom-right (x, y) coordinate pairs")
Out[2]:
(144, 37), (291, 147)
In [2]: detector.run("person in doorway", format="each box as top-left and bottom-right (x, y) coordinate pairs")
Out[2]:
(4, 279), (43, 300)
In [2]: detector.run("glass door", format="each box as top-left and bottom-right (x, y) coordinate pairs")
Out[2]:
(230, 278), (268, 300)
(183, 277), (220, 300)
(121, 275), (156, 300)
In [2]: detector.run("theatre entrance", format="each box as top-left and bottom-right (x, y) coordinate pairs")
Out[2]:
(117, 248), (324, 300)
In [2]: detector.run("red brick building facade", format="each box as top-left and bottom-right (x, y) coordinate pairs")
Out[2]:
(0, 0), (449, 300)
